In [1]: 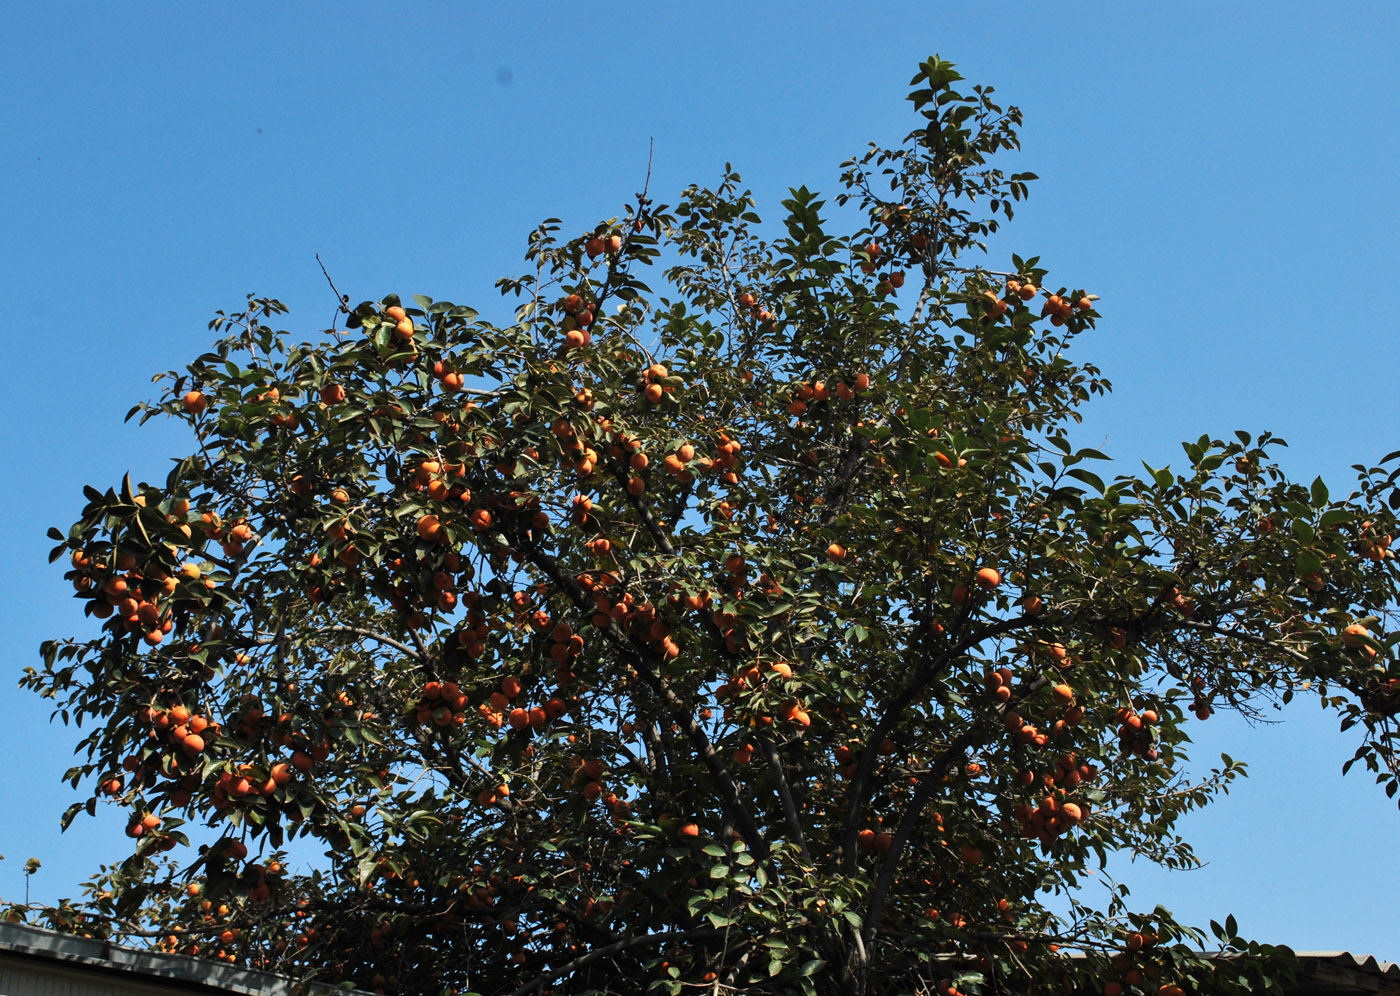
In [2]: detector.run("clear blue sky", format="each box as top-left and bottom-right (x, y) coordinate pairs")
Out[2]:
(2, 0), (1397, 960)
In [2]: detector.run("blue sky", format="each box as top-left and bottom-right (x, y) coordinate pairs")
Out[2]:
(2, 1), (1398, 960)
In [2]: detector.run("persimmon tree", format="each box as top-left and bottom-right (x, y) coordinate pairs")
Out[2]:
(18, 56), (1400, 996)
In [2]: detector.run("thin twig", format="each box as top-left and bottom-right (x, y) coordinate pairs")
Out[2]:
(506, 929), (724, 996)
(244, 624), (423, 662)
(315, 253), (351, 332)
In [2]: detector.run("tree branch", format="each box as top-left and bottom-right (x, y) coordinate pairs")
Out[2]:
(841, 611), (1036, 873)
(1174, 619), (1312, 665)
(519, 543), (769, 858)
(506, 928), (724, 996)
(856, 726), (979, 994)
(244, 624), (424, 662)
(758, 732), (811, 862)
(858, 672), (1052, 978)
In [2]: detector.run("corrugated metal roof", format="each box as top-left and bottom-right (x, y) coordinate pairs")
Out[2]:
(0, 919), (1394, 995)
(0, 920), (368, 995)
(1045, 948), (1400, 994)
(1295, 954), (1400, 979)
(1289, 952), (1400, 994)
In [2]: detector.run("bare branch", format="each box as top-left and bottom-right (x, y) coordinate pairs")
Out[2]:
(244, 624), (424, 662)
(506, 928), (724, 996)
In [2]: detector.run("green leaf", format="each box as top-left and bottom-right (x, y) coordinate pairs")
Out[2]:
(1319, 508), (1352, 530)
(60, 802), (83, 831)
(1296, 550), (1323, 575)
(357, 855), (378, 888)
(1066, 468), (1105, 493)
(1144, 462), (1174, 491)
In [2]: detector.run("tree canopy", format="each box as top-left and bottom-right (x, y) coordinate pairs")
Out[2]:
(16, 55), (1400, 996)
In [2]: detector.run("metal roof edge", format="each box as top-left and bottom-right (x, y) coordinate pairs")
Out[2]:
(2, 919), (1393, 994)
(1292, 953), (1400, 980)
(1011, 948), (1400, 984)
(0, 919), (369, 995)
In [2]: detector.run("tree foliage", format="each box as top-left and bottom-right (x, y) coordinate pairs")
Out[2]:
(17, 56), (1400, 996)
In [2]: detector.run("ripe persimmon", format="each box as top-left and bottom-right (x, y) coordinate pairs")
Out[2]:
(1342, 623), (1371, 648)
